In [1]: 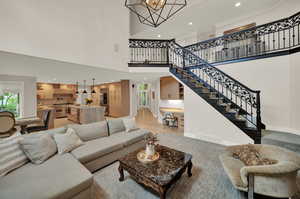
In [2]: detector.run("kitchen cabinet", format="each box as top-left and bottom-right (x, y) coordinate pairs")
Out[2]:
(37, 83), (76, 103)
(37, 83), (54, 99)
(160, 76), (183, 100)
(91, 80), (130, 117)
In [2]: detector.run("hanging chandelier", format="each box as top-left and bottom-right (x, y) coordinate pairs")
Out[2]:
(125, 0), (187, 28)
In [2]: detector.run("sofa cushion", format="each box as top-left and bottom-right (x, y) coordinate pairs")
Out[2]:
(20, 133), (57, 164)
(0, 133), (28, 177)
(232, 144), (277, 166)
(0, 153), (93, 199)
(42, 127), (67, 138)
(68, 121), (108, 141)
(71, 136), (124, 164)
(54, 128), (84, 154)
(109, 129), (150, 147)
(107, 118), (126, 135)
(122, 118), (139, 132)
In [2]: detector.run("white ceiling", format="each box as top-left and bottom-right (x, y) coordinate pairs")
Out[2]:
(131, 0), (283, 39)
(0, 51), (168, 85)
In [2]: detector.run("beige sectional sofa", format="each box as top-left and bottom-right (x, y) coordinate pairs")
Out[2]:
(0, 118), (150, 199)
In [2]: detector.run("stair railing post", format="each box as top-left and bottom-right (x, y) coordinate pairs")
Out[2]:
(182, 49), (186, 69)
(256, 91), (262, 144)
(167, 42), (170, 66)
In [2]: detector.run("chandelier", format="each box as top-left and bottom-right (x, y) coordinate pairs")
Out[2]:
(125, 0), (187, 28)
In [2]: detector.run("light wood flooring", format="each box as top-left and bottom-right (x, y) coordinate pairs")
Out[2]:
(54, 108), (183, 135)
(135, 108), (183, 135)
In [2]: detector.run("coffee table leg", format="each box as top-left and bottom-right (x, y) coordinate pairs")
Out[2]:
(159, 187), (166, 199)
(187, 161), (193, 177)
(118, 164), (124, 182)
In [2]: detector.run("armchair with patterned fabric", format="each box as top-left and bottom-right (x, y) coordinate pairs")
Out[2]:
(219, 144), (300, 199)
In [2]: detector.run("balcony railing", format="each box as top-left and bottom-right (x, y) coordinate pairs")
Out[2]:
(185, 12), (300, 64)
(128, 39), (174, 66)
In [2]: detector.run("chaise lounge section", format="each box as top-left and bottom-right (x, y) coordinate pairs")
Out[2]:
(0, 118), (150, 199)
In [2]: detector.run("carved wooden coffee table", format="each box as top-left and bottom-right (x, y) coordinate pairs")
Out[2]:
(118, 145), (193, 199)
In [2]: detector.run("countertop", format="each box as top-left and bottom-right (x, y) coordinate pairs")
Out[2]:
(69, 105), (105, 110)
(159, 107), (184, 113)
(37, 105), (55, 111)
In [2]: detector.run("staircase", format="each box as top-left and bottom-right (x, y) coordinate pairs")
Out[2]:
(128, 39), (263, 144)
(168, 41), (263, 144)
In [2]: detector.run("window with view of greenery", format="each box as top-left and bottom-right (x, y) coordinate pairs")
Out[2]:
(0, 92), (20, 117)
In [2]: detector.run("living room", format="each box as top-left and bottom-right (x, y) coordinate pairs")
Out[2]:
(1, 0), (300, 199)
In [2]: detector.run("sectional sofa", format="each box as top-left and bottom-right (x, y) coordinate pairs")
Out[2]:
(0, 118), (151, 199)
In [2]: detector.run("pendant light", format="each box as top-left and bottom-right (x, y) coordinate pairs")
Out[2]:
(83, 80), (87, 94)
(75, 81), (79, 94)
(91, 78), (96, 94)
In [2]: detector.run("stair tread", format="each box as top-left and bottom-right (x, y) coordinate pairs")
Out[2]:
(171, 66), (261, 144)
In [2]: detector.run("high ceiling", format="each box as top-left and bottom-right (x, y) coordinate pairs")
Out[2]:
(131, 0), (284, 39)
(0, 51), (168, 85)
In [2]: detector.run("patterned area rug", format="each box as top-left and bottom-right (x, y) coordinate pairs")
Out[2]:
(93, 134), (248, 199)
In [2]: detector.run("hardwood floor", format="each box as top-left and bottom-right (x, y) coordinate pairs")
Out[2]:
(54, 108), (184, 136)
(135, 108), (183, 135)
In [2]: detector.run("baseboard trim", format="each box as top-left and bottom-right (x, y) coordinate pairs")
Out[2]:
(184, 132), (249, 146)
(266, 126), (300, 136)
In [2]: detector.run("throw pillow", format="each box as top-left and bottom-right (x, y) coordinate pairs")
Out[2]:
(54, 128), (84, 154)
(122, 118), (139, 132)
(0, 133), (28, 177)
(19, 133), (57, 164)
(68, 121), (108, 141)
(107, 118), (126, 135)
(232, 144), (277, 166)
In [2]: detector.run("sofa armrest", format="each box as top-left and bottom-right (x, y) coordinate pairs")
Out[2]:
(240, 161), (299, 186)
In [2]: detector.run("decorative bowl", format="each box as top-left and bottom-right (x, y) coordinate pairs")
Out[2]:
(137, 150), (160, 164)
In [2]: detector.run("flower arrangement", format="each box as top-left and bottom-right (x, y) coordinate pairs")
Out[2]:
(145, 134), (159, 146)
(144, 134), (159, 159)
(85, 98), (93, 105)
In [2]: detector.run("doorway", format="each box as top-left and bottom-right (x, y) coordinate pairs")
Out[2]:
(137, 83), (150, 109)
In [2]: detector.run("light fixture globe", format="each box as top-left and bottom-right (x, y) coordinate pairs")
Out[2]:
(125, 0), (186, 27)
(145, 0), (165, 10)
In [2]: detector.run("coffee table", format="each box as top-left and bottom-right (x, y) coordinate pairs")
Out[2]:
(118, 145), (193, 199)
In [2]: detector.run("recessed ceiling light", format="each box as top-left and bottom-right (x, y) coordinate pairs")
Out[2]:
(188, 22), (193, 26)
(157, 34), (161, 38)
(235, 2), (241, 7)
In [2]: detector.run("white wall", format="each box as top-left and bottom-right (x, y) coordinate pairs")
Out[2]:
(219, 55), (292, 133)
(0, 0), (129, 72)
(289, 52), (300, 132)
(183, 84), (253, 145)
(0, 75), (37, 118)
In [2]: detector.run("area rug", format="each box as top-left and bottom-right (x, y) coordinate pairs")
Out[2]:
(93, 134), (248, 199)
(93, 133), (300, 199)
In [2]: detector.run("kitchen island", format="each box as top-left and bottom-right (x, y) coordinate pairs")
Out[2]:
(68, 105), (106, 124)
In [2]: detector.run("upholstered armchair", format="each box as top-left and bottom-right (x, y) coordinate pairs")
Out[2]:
(220, 144), (300, 199)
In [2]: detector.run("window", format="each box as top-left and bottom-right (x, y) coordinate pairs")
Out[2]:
(0, 92), (21, 117)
